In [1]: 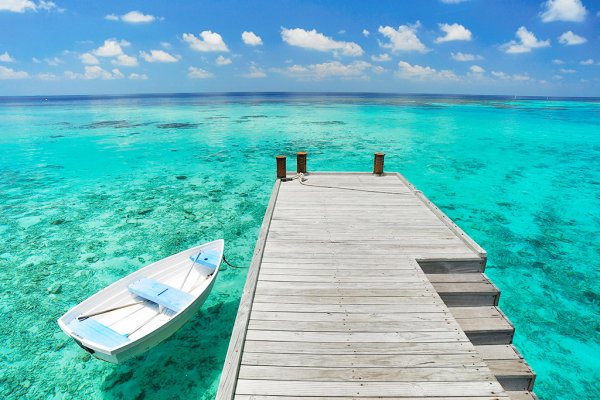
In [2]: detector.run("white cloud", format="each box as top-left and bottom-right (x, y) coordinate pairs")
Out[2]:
(435, 23), (472, 43)
(372, 65), (387, 74)
(242, 31), (263, 46)
(242, 65), (266, 78)
(469, 65), (485, 73)
(183, 31), (229, 52)
(45, 57), (62, 66)
(36, 72), (58, 80)
(80, 53), (99, 65)
(362, 29), (370, 37)
(282, 60), (372, 80)
(122, 11), (156, 23)
(451, 52), (483, 61)
(501, 26), (550, 54)
(65, 66), (124, 80)
(378, 23), (429, 53)
(216, 55), (232, 66)
(396, 60), (457, 80)
(112, 54), (138, 67)
(540, 0), (587, 22)
(105, 11), (160, 23)
(0, 52), (15, 62)
(491, 71), (509, 79)
(491, 71), (531, 81)
(580, 59), (594, 65)
(129, 73), (148, 80)
(371, 53), (391, 62)
(560, 68), (576, 73)
(0, 0), (61, 13)
(0, 65), (28, 79)
(140, 50), (178, 63)
(188, 66), (213, 79)
(552, 58), (565, 64)
(160, 41), (172, 49)
(93, 39), (130, 57)
(558, 31), (586, 45)
(281, 27), (363, 56)
(32, 57), (41, 63)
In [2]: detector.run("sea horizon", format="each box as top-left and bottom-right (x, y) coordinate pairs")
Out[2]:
(1, 91), (600, 102)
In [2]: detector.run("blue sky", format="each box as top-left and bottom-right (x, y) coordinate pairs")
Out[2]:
(0, 0), (598, 96)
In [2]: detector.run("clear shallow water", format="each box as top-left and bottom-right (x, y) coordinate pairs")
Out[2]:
(0, 94), (598, 399)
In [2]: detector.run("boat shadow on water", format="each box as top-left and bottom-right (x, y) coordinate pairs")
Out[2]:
(100, 298), (240, 399)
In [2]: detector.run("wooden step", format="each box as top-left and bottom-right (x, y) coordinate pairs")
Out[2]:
(506, 391), (539, 400)
(427, 273), (500, 306)
(476, 345), (536, 391)
(449, 306), (515, 345)
(417, 258), (485, 274)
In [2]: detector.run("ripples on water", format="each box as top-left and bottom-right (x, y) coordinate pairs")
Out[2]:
(0, 94), (598, 399)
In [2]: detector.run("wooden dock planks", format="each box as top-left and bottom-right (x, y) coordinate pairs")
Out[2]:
(217, 173), (509, 399)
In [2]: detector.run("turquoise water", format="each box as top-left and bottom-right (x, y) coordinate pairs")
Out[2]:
(0, 94), (598, 399)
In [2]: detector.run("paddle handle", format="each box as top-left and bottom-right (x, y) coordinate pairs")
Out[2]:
(77, 301), (146, 321)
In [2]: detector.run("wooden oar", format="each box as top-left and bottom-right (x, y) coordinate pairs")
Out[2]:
(180, 250), (203, 290)
(78, 301), (146, 321)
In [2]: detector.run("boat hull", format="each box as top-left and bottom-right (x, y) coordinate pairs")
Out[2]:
(83, 277), (216, 363)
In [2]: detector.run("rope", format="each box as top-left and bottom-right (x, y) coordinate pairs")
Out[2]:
(294, 173), (413, 196)
(222, 254), (247, 269)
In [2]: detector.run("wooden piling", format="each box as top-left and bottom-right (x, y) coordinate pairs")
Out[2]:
(297, 152), (307, 174)
(373, 152), (385, 175)
(276, 155), (287, 179)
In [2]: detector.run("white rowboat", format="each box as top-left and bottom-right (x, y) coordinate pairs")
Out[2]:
(57, 239), (224, 363)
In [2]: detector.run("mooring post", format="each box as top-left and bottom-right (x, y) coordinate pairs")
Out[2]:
(276, 155), (287, 179)
(297, 152), (307, 174)
(373, 152), (385, 175)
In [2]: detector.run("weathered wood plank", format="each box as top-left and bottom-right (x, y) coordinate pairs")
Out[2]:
(241, 352), (484, 368)
(450, 306), (504, 319)
(243, 340), (476, 355)
(254, 286), (436, 297)
(249, 311), (451, 322)
(252, 302), (445, 313)
(235, 396), (508, 400)
(245, 330), (468, 343)
(238, 365), (494, 382)
(247, 319), (461, 333)
(235, 380), (506, 397)
(235, 396), (509, 400)
(427, 273), (491, 283)
(252, 295), (443, 305)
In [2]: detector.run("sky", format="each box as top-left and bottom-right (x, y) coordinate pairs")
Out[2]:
(0, 0), (599, 97)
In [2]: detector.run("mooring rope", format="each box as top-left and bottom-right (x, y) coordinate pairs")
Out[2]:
(220, 254), (247, 270)
(293, 173), (414, 196)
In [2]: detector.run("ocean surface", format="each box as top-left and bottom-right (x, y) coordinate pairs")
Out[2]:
(0, 93), (598, 399)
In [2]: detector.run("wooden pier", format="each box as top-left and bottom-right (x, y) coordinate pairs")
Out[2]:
(217, 154), (536, 400)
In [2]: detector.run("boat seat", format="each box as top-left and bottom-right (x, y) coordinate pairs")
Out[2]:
(128, 278), (193, 313)
(68, 318), (129, 348)
(189, 249), (220, 269)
